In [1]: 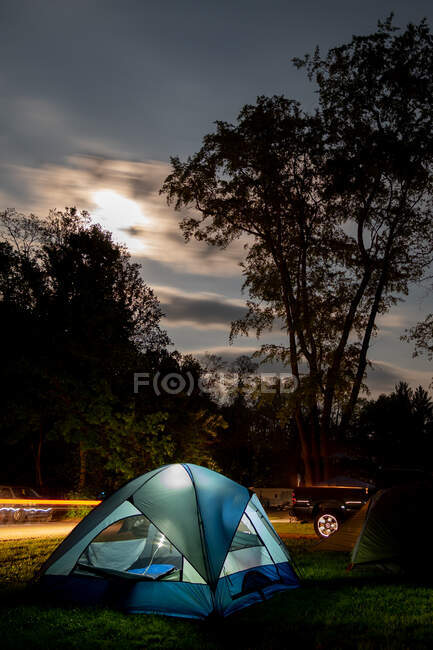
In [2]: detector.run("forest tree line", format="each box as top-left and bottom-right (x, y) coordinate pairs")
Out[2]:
(1, 207), (432, 494)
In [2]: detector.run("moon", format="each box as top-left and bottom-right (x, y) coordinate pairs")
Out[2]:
(91, 189), (149, 253)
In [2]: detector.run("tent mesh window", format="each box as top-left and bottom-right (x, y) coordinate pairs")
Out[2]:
(220, 514), (273, 577)
(230, 514), (263, 551)
(76, 515), (183, 581)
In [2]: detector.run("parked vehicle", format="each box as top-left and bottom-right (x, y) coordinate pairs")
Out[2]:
(291, 483), (371, 538)
(0, 485), (53, 523)
(292, 468), (433, 538)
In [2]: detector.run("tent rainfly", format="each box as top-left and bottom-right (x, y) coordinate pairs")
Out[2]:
(350, 485), (433, 572)
(40, 464), (299, 618)
(316, 484), (433, 574)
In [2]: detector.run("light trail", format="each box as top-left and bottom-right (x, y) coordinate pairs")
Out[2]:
(0, 498), (101, 506)
(0, 506), (52, 513)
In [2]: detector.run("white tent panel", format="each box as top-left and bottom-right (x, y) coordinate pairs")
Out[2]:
(219, 545), (273, 577)
(245, 500), (290, 565)
(183, 558), (207, 584)
(83, 538), (146, 572)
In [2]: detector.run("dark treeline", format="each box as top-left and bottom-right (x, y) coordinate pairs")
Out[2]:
(0, 208), (296, 493)
(0, 208), (222, 494)
(1, 207), (432, 493)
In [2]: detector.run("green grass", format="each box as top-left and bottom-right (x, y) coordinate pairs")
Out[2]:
(63, 506), (93, 520)
(1, 534), (433, 649)
(272, 520), (315, 536)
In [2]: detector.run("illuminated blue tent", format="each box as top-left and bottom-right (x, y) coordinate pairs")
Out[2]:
(40, 464), (298, 619)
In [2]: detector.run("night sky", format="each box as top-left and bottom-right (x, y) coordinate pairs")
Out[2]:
(2, 0), (433, 394)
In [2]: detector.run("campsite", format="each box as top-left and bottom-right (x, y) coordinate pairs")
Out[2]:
(2, 467), (433, 648)
(2, 3), (433, 648)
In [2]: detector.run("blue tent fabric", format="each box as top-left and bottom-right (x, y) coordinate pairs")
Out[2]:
(40, 464), (299, 618)
(124, 582), (214, 618)
(214, 562), (298, 617)
(184, 464), (251, 585)
(41, 574), (111, 606)
(40, 575), (215, 618)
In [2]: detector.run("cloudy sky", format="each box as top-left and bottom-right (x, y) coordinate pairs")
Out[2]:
(1, 0), (432, 396)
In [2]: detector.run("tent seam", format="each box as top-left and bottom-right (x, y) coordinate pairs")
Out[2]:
(181, 464), (214, 594)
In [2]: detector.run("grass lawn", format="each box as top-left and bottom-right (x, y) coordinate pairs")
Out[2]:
(1, 529), (433, 649)
(273, 520), (315, 536)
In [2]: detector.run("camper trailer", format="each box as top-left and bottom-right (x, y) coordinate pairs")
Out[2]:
(250, 487), (292, 510)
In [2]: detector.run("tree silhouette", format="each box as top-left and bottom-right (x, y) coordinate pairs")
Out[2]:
(161, 18), (433, 483)
(354, 382), (433, 469)
(403, 313), (433, 387)
(0, 208), (170, 488)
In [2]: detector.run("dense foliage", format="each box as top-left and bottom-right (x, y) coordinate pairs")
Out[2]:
(0, 208), (225, 493)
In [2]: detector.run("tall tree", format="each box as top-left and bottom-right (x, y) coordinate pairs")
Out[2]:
(297, 17), (433, 436)
(161, 18), (433, 483)
(0, 208), (171, 488)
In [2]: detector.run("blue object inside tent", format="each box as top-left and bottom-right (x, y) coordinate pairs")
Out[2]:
(128, 564), (175, 579)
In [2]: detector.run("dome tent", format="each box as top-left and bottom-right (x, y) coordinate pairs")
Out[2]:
(40, 464), (299, 619)
(315, 484), (433, 575)
(350, 485), (433, 572)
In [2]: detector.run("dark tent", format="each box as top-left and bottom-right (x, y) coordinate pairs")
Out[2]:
(316, 485), (433, 573)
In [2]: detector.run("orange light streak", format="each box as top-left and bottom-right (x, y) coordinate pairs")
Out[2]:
(0, 499), (101, 506)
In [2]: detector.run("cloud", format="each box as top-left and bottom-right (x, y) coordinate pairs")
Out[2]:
(0, 96), (121, 172)
(166, 342), (433, 397)
(0, 155), (246, 277)
(156, 285), (246, 330)
(186, 345), (262, 363)
(375, 312), (408, 331)
(3, 155), (432, 399)
(366, 360), (432, 398)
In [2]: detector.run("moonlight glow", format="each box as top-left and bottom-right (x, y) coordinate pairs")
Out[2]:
(92, 189), (149, 253)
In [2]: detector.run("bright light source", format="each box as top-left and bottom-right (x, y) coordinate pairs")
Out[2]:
(92, 189), (149, 253)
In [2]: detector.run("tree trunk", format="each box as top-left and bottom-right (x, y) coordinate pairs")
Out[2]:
(78, 442), (86, 492)
(294, 409), (314, 485)
(339, 269), (388, 431)
(310, 423), (321, 485)
(321, 267), (372, 441)
(277, 267), (315, 486)
(309, 404), (327, 483)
